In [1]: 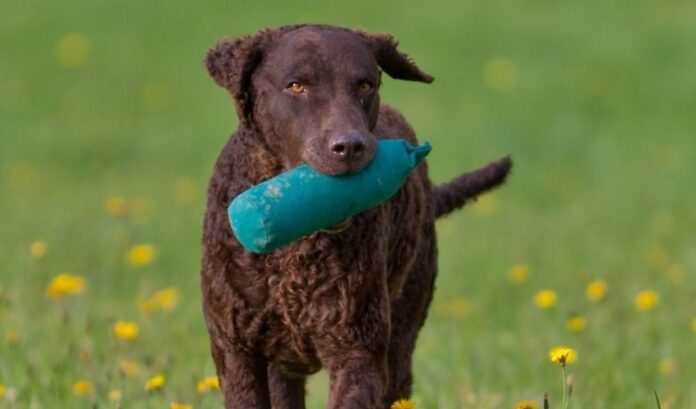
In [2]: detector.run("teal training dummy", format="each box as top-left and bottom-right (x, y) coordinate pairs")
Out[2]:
(228, 139), (431, 253)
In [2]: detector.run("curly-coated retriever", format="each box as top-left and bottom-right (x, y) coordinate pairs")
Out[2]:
(202, 24), (512, 409)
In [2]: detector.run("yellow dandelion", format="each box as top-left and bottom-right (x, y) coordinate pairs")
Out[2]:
(46, 273), (86, 299)
(72, 380), (94, 395)
(691, 317), (696, 332)
(515, 400), (537, 409)
(507, 263), (530, 284)
(5, 330), (20, 345)
(145, 374), (166, 391)
(473, 194), (498, 217)
(585, 279), (608, 302)
(197, 376), (220, 393)
(170, 403), (193, 409)
(108, 389), (123, 401)
(391, 398), (415, 409)
(483, 57), (518, 92)
(30, 240), (47, 258)
(0, 385), (5, 398)
(139, 287), (181, 313)
(174, 177), (199, 205)
(120, 360), (140, 377)
(113, 321), (139, 341)
(127, 244), (157, 266)
(534, 290), (557, 309)
(647, 245), (669, 268)
(635, 290), (659, 311)
(566, 315), (587, 332)
(658, 358), (676, 375)
(55, 33), (90, 68)
(549, 346), (577, 366)
(105, 196), (127, 216)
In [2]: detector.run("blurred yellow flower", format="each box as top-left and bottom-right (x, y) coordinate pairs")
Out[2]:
(391, 398), (415, 409)
(5, 330), (20, 345)
(534, 290), (557, 309)
(46, 273), (86, 299)
(549, 346), (577, 366)
(113, 321), (139, 341)
(507, 264), (530, 284)
(120, 360), (140, 377)
(127, 244), (157, 266)
(139, 287), (181, 313)
(473, 194), (498, 217)
(105, 196), (127, 216)
(483, 57), (518, 92)
(30, 240), (47, 258)
(174, 177), (199, 205)
(658, 358), (676, 375)
(566, 315), (587, 332)
(515, 400), (537, 409)
(170, 403), (193, 409)
(73, 380), (94, 395)
(635, 290), (659, 311)
(197, 376), (220, 393)
(647, 245), (669, 268)
(691, 317), (696, 332)
(585, 279), (608, 302)
(108, 389), (123, 401)
(145, 374), (166, 391)
(0, 385), (5, 398)
(665, 264), (685, 285)
(55, 33), (90, 68)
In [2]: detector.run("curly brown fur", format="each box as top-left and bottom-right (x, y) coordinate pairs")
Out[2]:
(201, 24), (511, 409)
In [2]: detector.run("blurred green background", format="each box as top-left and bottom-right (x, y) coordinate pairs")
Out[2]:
(1, 0), (695, 408)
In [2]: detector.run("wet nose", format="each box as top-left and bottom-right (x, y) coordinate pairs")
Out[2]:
(329, 132), (366, 160)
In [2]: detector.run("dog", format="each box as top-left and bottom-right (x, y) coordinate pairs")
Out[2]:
(201, 24), (512, 409)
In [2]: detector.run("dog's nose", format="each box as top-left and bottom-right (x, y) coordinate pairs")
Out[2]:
(329, 132), (366, 160)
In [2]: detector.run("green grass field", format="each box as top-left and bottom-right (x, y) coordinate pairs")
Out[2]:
(2, 1), (695, 408)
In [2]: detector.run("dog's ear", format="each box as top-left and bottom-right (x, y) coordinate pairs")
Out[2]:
(358, 31), (434, 84)
(205, 30), (273, 126)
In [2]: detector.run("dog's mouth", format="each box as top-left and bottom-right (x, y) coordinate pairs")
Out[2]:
(319, 217), (353, 234)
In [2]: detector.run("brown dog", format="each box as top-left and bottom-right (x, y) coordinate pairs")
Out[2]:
(201, 24), (511, 409)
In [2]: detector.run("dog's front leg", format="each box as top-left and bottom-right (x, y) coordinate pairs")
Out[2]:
(210, 339), (271, 409)
(323, 349), (388, 409)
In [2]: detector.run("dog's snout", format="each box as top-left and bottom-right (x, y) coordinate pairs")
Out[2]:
(329, 132), (366, 160)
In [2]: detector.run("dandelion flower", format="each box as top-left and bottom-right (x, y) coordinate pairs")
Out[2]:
(105, 196), (127, 216)
(55, 33), (90, 68)
(391, 398), (415, 409)
(127, 244), (157, 266)
(534, 290), (557, 309)
(108, 389), (123, 401)
(113, 321), (139, 341)
(30, 240), (47, 258)
(691, 317), (696, 332)
(507, 264), (530, 284)
(197, 376), (220, 393)
(549, 346), (577, 366)
(658, 358), (676, 375)
(635, 290), (659, 311)
(0, 385), (5, 398)
(73, 380), (94, 395)
(46, 273), (86, 299)
(585, 279), (607, 302)
(170, 403), (193, 409)
(145, 374), (166, 391)
(515, 400), (537, 409)
(5, 330), (20, 345)
(120, 360), (140, 377)
(647, 245), (669, 268)
(566, 315), (587, 332)
(139, 287), (180, 313)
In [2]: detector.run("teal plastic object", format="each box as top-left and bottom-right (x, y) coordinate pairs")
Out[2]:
(228, 139), (431, 253)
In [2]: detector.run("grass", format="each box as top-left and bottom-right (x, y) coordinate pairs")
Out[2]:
(2, 0), (696, 408)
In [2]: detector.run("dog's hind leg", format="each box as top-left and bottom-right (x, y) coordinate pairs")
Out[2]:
(268, 361), (306, 409)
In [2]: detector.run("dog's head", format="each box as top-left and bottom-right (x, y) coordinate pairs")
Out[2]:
(206, 25), (433, 175)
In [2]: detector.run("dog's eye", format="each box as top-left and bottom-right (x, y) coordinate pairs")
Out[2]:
(288, 82), (305, 94)
(357, 82), (373, 93)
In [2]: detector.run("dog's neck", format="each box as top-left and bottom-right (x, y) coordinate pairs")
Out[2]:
(236, 125), (285, 184)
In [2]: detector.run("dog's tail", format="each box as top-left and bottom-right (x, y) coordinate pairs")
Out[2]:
(434, 156), (513, 218)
